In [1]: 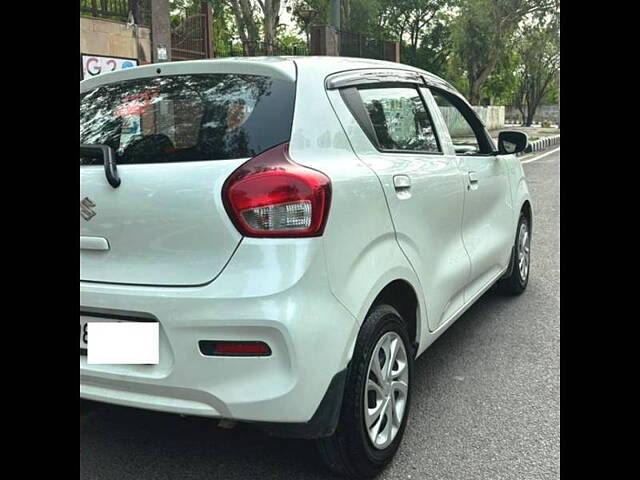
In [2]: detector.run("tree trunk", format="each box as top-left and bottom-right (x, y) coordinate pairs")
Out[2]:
(467, 52), (498, 105)
(467, 47), (499, 105)
(261, 0), (281, 55)
(468, 77), (482, 106)
(410, 22), (419, 65)
(525, 112), (534, 127)
(238, 0), (259, 54)
(526, 94), (543, 127)
(229, 0), (249, 55)
(264, 0), (274, 55)
(343, 0), (351, 27)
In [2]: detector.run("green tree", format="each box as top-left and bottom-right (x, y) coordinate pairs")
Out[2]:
(481, 45), (519, 105)
(288, 0), (330, 45)
(255, 0), (284, 54)
(513, 18), (559, 125)
(228, 0), (261, 54)
(451, 0), (558, 105)
(412, 10), (455, 78)
(170, 0), (202, 25)
(445, 49), (469, 94)
(343, 0), (382, 35)
(379, 0), (447, 64)
(209, 0), (237, 54)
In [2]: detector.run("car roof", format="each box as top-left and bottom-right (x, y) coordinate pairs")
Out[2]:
(80, 56), (297, 92)
(80, 56), (462, 99)
(293, 56), (463, 100)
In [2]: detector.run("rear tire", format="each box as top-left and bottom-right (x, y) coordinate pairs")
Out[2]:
(498, 213), (531, 295)
(316, 305), (414, 478)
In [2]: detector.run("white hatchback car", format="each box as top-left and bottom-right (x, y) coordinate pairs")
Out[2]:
(80, 57), (531, 478)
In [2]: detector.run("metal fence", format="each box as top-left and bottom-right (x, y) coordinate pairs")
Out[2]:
(214, 41), (309, 58)
(171, 12), (208, 61)
(80, 0), (151, 26)
(338, 30), (386, 60)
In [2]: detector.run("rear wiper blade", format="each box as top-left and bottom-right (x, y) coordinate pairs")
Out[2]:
(80, 144), (121, 188)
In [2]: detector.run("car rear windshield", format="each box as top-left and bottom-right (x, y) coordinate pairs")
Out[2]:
(80, 74), (295, 165)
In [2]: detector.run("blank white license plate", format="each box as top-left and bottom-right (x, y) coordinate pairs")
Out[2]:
(80, 316), (159, 365)
(80, 316), (116, 351)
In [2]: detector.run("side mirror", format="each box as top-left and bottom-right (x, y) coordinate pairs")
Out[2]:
(497, 131), (528, 155)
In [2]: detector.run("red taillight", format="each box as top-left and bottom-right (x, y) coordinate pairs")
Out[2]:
(222, 142), (331, 238)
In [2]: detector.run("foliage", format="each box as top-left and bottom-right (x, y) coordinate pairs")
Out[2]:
(170, 0), (203, 25)
(343, 0), (383, 35)
(278, 32), (309, 48)
(450, 0), (559, 104)
(210, 0), (238, 52)
(193, 0), (560, 108)
(409, 9), (456, 79)
(481, 44), (520, 105)
(379, 0), (448, 52)
(288, 0), (331, 34)
(513, 16), (560, 124)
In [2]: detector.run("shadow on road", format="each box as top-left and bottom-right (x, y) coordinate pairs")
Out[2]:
(80, 289), (510, 480)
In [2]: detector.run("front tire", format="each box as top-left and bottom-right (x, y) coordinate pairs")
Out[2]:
(317, 305), (414, 478)
(498, 213), (531, 295)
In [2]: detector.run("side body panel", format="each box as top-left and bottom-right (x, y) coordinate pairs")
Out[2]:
(325, 87), (471, 333)
(458, 152), (515, 299)
(288, 61), (427, 351)
(422, 87), (516, 301)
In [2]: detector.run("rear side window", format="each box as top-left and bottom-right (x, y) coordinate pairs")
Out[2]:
(80, 74), (295, 165)
(356, 87), (440, 153)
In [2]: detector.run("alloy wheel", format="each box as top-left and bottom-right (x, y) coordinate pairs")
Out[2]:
(518, 222), (530, 282)
(364, 331), (410, 450)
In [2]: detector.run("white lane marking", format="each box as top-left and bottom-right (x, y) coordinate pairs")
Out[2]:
(521, 147), (560, 164)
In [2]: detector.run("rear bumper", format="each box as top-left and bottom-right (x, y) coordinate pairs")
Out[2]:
(80, 238), (358, 433)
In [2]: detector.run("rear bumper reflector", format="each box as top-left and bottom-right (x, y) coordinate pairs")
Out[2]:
(198, 340), (271, 357)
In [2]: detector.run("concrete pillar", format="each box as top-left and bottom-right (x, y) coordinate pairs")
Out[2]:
(383, 41), (400, 62)
(310, 26), (339, 56)
(202, 1), (214, 58)
(330, 0), (341, 30)
(151, 0), (171, 62)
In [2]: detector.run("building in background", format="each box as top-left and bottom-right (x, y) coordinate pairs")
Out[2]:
(81, 1), (196, 80)
(80, 1), (401, 81)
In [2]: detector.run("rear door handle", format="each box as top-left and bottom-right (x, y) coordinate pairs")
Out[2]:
(467, 171), (479, 191)
(80, 236), (110, 251)
(393, 175), (411, 190)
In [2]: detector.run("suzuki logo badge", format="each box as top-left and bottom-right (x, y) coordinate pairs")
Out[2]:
(80, 197), (96, 221)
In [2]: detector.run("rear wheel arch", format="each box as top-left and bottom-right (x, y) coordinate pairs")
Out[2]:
(366, 279), (420, 356)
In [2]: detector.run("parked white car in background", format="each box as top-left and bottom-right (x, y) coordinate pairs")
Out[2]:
(80, 57), (531, 478)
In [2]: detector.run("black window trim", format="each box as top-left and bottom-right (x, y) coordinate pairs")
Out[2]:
(425, 83), (498, 157)
(339, 83), (444, 156)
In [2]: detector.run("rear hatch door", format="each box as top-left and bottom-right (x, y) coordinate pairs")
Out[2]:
(80, 61), (296, 286)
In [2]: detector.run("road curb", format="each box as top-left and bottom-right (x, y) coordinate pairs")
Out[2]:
(525, 134), (560, 153)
